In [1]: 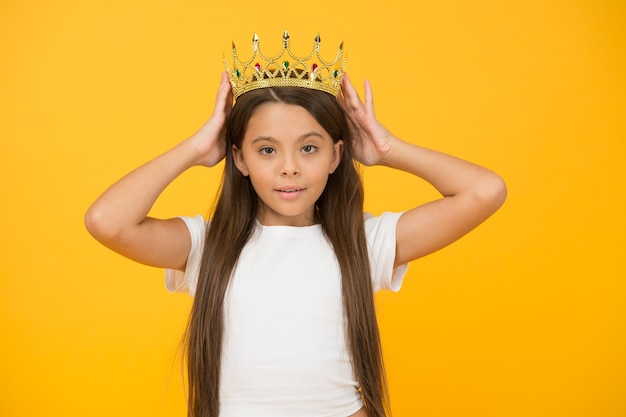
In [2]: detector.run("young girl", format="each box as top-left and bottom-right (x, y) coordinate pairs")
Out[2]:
(85, 53), (506, 416)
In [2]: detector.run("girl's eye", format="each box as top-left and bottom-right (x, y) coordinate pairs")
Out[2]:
(260, 147), (275, 155)
(302, 145), (317, 153)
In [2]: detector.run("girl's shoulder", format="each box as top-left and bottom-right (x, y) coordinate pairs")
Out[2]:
(364, 212), (408, 292)
(164, 215), (206, 296)
(363, 211), (404, 243)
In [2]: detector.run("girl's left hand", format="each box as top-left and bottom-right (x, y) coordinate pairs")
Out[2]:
(338, 73), (395, 166)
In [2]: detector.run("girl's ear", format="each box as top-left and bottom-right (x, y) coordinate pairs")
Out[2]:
(329, 140), (344, 174)
(232, 145), (249, 176)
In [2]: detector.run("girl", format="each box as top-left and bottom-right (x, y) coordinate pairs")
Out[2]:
(85, 69), (506, 417)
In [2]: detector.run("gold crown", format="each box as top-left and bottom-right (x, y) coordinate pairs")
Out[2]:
(223, 31), (347, 99)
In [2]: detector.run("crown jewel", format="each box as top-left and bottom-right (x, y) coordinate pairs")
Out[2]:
(224, 31), (347, 99)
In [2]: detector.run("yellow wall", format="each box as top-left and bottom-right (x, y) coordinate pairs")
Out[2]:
(1, 1), (624, 416)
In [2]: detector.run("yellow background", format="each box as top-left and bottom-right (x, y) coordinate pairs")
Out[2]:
(1, 1), (625, 416)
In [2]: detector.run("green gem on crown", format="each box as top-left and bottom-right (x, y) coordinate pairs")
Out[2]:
(333, 69), (339, 77)
(235, 69), (241, 78)
(283, 61), (290, 69)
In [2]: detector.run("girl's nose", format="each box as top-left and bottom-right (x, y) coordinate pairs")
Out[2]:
(280, 157), (300, 176)
(280, 167), (300, 176)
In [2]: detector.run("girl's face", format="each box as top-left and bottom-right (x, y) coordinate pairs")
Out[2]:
(233, 102), (343, 226)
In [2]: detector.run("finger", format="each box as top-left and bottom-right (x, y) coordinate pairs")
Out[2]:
(213, 73), (234, 118)
(337, 91), (351, 116)
(340, 73), (357, 103)
(336, 85), (345, 106)
(363, 80), (375, 114)
(224, 73), (234, 109)
(341, 73), (363, 109)
(215, 72), (231, 107)
(223, 89), (234, 118)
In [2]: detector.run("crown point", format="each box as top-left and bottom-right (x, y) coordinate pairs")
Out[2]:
(252, 33), (259, 51)
(315, 33), (321, 43)
(283, 30), (290, 40)
(232, 41), (236, 49)
(339, 41), (344, 50)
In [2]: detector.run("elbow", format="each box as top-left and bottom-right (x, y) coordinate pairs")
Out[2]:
(471, 171), (507, 216)
(494, 174), (508, 208)
(84, 205), (120, 244)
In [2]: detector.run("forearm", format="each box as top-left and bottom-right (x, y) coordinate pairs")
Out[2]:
(380, 136), (506, 202)
(85, 138), (200, 240)
(84, 72), (231, 267)
(378, 136), (506, 264)
(340, 75), (506, 263)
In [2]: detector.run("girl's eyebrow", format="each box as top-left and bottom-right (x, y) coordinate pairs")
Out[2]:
(298, 131), (324, 140)
(250, 131), (324, 144)
(250, 136), (276, 144)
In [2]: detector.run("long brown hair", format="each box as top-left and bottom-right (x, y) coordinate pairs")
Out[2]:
(184, 87), (390, 417)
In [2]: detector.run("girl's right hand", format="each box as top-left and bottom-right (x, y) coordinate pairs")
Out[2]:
(188, 71), (233, 167)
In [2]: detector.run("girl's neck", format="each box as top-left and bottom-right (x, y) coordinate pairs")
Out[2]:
(255, 208), (320, 227)
(255, 216), (320, 227)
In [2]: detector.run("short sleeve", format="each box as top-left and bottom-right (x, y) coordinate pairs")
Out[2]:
(164, 215), (206, 296)
(365, 212), (409, 292)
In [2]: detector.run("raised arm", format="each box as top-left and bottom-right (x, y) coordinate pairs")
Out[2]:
(339, 74), (507, 266)
(84, 72), (233, 270)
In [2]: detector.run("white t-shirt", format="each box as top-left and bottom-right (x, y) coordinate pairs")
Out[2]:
(166, 212), (408, 417)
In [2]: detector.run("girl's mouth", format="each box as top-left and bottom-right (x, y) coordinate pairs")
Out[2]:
(276, 186), (305, 199)
(276, 185), (305, 193)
